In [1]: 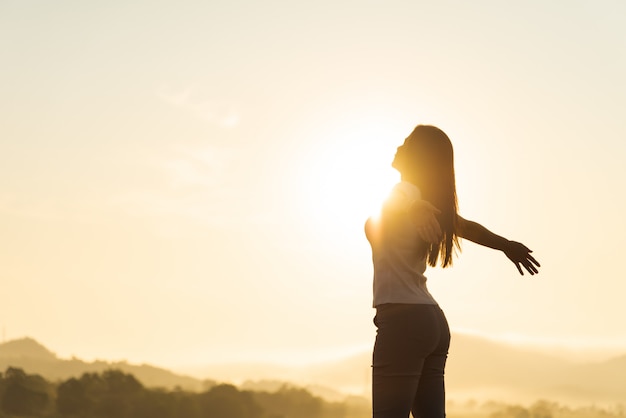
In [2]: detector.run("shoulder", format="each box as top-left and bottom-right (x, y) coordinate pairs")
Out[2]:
(393, 181), (422, 200)
(384, 182), (422, 212)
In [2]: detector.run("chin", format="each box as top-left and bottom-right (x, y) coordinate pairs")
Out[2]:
(391, 156), (401, 171)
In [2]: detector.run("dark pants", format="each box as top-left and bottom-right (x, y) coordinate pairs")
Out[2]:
(372, 304), (451, 418)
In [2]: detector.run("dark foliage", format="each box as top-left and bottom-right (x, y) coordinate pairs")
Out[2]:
(0, 367), (54, 416)
(6, 367), (620, 418)
(0, 367), (369, 418)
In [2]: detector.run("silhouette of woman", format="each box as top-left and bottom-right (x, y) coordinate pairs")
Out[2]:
(365, 125), (540, 418)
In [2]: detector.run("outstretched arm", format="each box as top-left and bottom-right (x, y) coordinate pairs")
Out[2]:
(457, 216), (540, 275)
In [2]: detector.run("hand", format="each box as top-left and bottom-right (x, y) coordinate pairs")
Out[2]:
(408, 200), (442, 243)
(503, 241), (541, 275)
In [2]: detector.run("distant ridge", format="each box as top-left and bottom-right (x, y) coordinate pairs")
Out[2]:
(2, 335), (625, 405)
(178, 333), (626, 406)
(0, 337), (204, 391)
(0, 337), (57, 361)
(0, 337), (353, 401)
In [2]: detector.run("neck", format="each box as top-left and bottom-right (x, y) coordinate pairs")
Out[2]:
(400, 173), (420, 186)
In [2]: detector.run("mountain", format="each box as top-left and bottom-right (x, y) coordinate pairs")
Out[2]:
(0, 337), (57, 361)
(179, 333), (626, 405)
(0, 337), (356, 401)
(2, 335), (625, 405)
(438, 333), (625, 405)
(0, 337), (204, 391)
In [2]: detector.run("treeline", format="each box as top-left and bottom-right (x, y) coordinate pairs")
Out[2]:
(2, 367), (624, 418)
(490, 401), (625, 418)
(0, 367), (369, 418)
(449, 399), (626, 418)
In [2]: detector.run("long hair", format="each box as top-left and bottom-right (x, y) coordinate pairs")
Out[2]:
(403, 125), (460, 267)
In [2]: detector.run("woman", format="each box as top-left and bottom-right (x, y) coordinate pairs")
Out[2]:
(365, 125), (540, 418)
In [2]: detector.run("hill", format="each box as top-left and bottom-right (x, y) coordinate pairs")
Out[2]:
(2, 335), (625, 406)
(434, 334), (625, 404)
(0, 337), (204, 391)
(179, 333), (626, 405)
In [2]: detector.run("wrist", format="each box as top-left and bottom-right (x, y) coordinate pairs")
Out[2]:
(499, 239), (514, 252)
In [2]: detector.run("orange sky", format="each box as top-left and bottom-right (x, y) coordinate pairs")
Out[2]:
(1, 0), (626, 368)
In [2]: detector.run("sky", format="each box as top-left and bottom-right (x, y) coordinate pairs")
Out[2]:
(1, 0), (626, 369)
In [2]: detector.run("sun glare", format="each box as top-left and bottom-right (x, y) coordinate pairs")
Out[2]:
(296, 123), (400, 239)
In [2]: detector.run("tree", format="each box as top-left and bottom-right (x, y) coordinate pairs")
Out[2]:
(529, 400), (555, 418)
(198, 384), (263, 418)
(57, 369), (145, 418)
(253, 385), (323, 418)
(1, 367), (52, 416)
(57, 377), (91, 415)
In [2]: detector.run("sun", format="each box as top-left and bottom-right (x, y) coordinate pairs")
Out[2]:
(295, 122), (401, 240)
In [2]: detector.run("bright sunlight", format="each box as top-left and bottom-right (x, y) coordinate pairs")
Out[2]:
(295, 121), (401, 241)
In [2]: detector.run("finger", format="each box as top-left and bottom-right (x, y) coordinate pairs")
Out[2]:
(523, 261), (538, 275)
(417, 227), (431, 243)
(429, 221), (442, 242)
(428, 223), (442, 242)
(422, 225), (436, 242)
(523, 257), (539, 272)
(424, 224), (438, 243)
(431, 219), (442, 239)
(515, 263), (523, 275)
(423, 202), (441, 214)
(528, 255), (540, 267)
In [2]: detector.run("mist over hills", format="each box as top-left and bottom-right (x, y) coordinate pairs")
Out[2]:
(0, 337), (204, 391)
(445, 333), (626, 405)
(1, 334), (624, 405)
(178, 333), (626, 405)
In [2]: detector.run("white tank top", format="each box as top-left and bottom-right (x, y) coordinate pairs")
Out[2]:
(366, 182), (438, 307)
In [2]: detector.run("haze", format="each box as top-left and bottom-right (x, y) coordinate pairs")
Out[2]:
(1, 0), (625, 370)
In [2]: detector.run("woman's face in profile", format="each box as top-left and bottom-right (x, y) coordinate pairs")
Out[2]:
(392, 137), (418, 172)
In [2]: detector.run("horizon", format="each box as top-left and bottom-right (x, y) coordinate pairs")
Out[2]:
(3, 328), (625, 370)
(3, 330), (626, 408)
